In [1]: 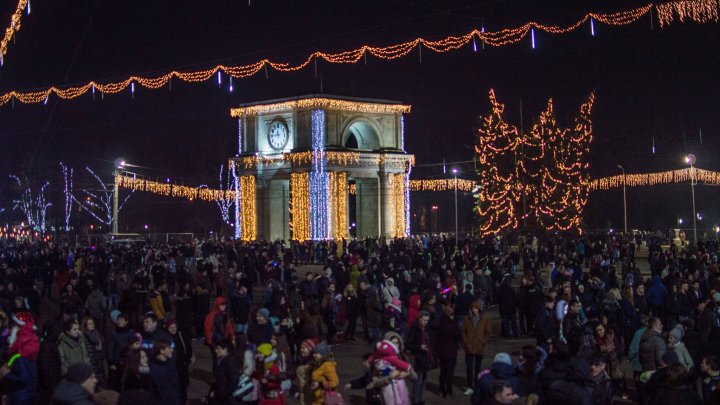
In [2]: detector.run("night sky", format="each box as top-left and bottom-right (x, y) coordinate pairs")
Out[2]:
(0, 0), (718, 235)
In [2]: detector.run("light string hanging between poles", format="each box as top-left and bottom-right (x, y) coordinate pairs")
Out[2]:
(1, 1), (718, 106)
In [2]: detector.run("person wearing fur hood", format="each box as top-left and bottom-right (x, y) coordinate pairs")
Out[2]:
(383, 278), (401, 305)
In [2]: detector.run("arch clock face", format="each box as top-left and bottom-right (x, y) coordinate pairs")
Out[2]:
(268, 119), (289, 150)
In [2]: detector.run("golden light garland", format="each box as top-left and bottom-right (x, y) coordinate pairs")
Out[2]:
(328, 172), (348, 240)
(238, 151), (361, 170)
(657, 0), (719, 27)
(116, 174), (236, 201)
(409, 178), (476, 192)
(6, 1), (715, 107)
(231, 98), (410, 118)
(0, 0), (28, 65)
(289, 172), (310, 241)
(589, 167), (720, 190)
(239, 175), (256, 240)
(391, 173), (408, 237)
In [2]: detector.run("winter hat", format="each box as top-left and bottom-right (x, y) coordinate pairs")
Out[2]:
(300, 338), (319, 353)
(66, 363), (94, 384)
(165, 319), (178, 330)
(493, 352), (512, 366)
(127, 332), (142, 345)
(257, 343), (273, 358)
(110, 310), (122, 324)
(314, 341), (331, 356)
(257, 308), (270, 321)
(669, 327), (683, 343)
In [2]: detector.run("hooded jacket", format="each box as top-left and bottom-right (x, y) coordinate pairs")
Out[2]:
(544, 358), (594, 405)
(204, 296), (235, 345)
(647, 275), (668, 306)
(383, 278), (400, 305)
(475, 362), (519, 403)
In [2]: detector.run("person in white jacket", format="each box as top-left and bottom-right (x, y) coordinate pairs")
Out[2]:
(667, 327), (694, 370)
(383, 278), (400, 305)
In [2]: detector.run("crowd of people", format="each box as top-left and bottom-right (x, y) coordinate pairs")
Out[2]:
(0, 231), (718, 405)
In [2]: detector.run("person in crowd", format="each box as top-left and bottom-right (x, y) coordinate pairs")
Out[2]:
(343, 283), (361, 341)
(405, 310), (433, 405)
(435, 304), (460, 398)
(122, 349), (158, 398)
(81, 317), (106, 385)
(58, 319), (91, 375)
(148, 338), (181, 405)
(0, 311), (39, 405)
(667, 327), (694, 370)
(38, 320), (63, 403)
(255, 343), (286, 405)
(166, 319), (193, 404)
(141, 313), (173, 353)
(473, 352), (518, 404)
(487, 381), (519, 405)
(204, 296), (235, 348)
(248, 307), (274, 345)
(52, 363), (98, 405)
(462, 300), (492, 396)
(208, 338), (240, 404)
(310, 342), (339, 405)
(698, 355), (720, 404)
(108, 313), (135, 390)
(544, 357), (594, 404)
(639, 317), (667, 372)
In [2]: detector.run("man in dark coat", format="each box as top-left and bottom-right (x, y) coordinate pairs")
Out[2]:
(405, 311), (434, 405)
(167, 320), (193, 404)
(209, 339), (240, 405)
(498, 275), (518, 337)
(37, 320), (63, 403)
(148, 339), (181, 405)
(535, 296), (557, 349)
(545, 357), (594, 405)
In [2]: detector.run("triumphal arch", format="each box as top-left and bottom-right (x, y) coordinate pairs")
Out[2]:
(230, 95), (413, 241)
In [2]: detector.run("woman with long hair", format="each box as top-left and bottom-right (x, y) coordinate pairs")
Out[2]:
(82, 317), (106, 385)
(122, 349), (159, 399)
(271, 333), (294, 393)
(342, 284), (361, 341)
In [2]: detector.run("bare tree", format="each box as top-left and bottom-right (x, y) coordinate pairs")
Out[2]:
(9, 175), (52, 232)
(74, 166), (132, 225)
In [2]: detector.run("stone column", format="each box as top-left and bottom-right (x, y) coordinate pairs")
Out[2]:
(356, 178), (379, 237)
(379, 172), (395, 237)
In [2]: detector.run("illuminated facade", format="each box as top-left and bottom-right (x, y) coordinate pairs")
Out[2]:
(230, 95), (413, 240)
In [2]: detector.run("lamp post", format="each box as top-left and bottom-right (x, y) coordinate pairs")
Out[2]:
(113, 158), (126, 234)
(452, 168), (458, 246)
(685, 154), (697, 243)
(617, 165), (627, 234)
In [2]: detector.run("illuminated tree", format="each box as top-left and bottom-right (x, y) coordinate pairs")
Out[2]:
(74, 167), (133, 225)
(534, 94), (595, 232)
(60, 162), (74, 230)
(474, 90), (522, 236)
(201, 164), (235, 225)
(9, 175), (52, 232)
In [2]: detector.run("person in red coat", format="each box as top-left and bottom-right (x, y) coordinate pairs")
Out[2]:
(407, 288), (421, 327)
(204, 297), (235, 347)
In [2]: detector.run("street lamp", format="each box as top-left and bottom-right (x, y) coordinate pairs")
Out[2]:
(685, 154), (697, 243)
(452, 168), (459, 246)
(617, 165), (627, 234)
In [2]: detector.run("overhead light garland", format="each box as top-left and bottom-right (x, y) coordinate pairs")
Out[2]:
(237, 151), (361, 169)
(3, 1), (716, 107)
(656, 0), (719, 27)
(231, 98), (410, 118)
(589, 167), (720, 189)
(0, 0), (29, 66)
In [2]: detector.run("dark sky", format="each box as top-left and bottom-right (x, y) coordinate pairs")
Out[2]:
(0, 0), (718, 234)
